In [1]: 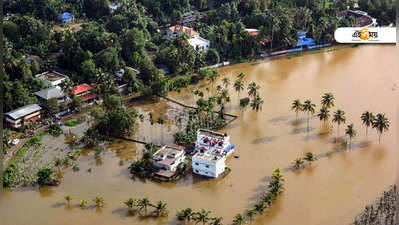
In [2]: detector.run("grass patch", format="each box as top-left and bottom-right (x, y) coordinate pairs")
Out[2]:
(64, 120), (81, 127)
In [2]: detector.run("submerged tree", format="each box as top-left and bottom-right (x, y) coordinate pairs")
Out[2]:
(291, 99), (302, 119)
(321, 92), (335, 109)
(152, 201), (168, 217)
(250, 95), (264, 112)
(372, 113), (390, 143)
(317, 106), (330, 124)
(302, 99), (316, 130)
(345, 124), (357, 147)
(360, 111), (375, 136)
(234, 78), (244, 98)
(332, 109), (346, 142)
(232, 213), (246, 225)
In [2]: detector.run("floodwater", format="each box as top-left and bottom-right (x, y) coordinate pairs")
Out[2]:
(0, 45), (397, 225)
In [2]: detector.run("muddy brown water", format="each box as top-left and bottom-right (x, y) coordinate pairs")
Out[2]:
(0, 45), (397, 225)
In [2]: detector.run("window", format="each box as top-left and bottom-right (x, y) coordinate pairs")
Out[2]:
(205, 165), (209, 168)
(195, 170), (199, 173)
(195, 163), (199, 166)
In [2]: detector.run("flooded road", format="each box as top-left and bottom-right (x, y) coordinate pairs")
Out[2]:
(0, 45), (397, 225)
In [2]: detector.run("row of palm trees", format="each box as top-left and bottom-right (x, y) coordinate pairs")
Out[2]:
(176, 208), (223, 225)
(292, 152), (316, 169)
(291, 93), (390, 144)
(64, 195), (104, 209)
(124, 197), (168, 217)
(230, 168), (285, 225)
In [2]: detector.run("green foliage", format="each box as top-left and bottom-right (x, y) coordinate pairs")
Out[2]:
(48, 124), (63, 136)
(37, 168), (54, 186)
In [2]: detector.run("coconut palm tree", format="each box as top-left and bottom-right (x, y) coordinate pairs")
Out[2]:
(207, 70), (219, 91)
(234, 79), (244, 98)
(137, 197), (151, 214)
(262, 192), (273, 206)
(248, 82), (260, 98)
(293, 158), (304, 169)
(232, 213), (246, 225)
(195, 209), (211, 225)
(124, 198), (137, 212)
(222, 77), (230, 88)
(321, 92), (335, 109)
(237, 72), (246, 80)
(250, 95), (264, 112)
(360, 111), (375, 136)
(157, 117), (165, 144)
(254, 200), (266, 214)
(332, 109), (346, 141)
(345, 124), (357, 147)
(64, 195), (72, 205)
(93, 196), (105, 208)
(80, 200), (88, 209)
(176, 208), (195, 222)
(246, 209), (257, 222)
(372, 113), (390, 143)
(210, 216), (223, 225)
(317, 106), (330, 124)
(304, 152), (315, 162)
(291, 99), (302, 119)
(152, 201), (168, 217)
(302, 99), (316, 130)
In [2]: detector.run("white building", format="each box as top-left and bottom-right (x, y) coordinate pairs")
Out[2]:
(192, 129), (235, 178)
(188, 36), (210, 52)
(166, 25), (199, 39)
(35, 71), (68, 87)
(153, 145), (186, 172)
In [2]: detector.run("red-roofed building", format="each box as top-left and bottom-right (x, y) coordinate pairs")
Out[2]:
(166, 25), (199, 39)
(72, 83), (99, 103)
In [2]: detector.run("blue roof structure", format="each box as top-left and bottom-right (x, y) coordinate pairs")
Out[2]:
(296, 31), (316, 47)
(224, 144), (235, 153)
(59, 12), (73, 23)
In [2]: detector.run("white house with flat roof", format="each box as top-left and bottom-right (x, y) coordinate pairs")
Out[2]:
(192, 129), (235, 178)
(35, 71), (68, 87)
(188, 36), (210, 52)
(153, 145), (186, 172)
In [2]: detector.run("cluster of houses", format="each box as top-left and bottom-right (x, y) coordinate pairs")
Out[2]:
(4, 71), (99, 130)
(152, 129), (235, 180)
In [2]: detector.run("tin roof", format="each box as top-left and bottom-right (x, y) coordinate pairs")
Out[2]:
(72, 83), (93, 95)
(5, 104), (42, 120)
(34, 86), (65, 100)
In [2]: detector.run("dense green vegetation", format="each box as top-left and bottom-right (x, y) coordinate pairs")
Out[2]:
(4, 0), (394, 113)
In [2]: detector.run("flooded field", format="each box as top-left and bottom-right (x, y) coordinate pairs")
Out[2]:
(0, 45), (397, 225)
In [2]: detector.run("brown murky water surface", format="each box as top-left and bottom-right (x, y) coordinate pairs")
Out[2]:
(0, 45), (397, 225)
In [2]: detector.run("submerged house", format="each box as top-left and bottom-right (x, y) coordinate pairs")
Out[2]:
(5, 104), (42, 129)
(152, 145), (186, 179)
(192, 129), (235, 178)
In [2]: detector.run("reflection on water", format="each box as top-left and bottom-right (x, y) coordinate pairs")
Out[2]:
(0, 45), (396, 225)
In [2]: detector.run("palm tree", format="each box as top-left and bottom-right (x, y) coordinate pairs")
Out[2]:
(254, 201), (266, 214)
(124, 198), (136, 213)
(246, 209), (257, 222)
(317, 106), (330, 124)
(207, 70), (219, 91)
(157, 117), (165, 144)
(137, 197), (151, 214)
(293, 158), (304, 169)
(152, 201), (168, 217)
(250, 95), (264, 112)
(361, 111), (375, 136)
(345, 124), (357, 147)
(80, 200), (88, 209)
(55, 157), (63, 172)
(234, 79), (244, 98)
(248, 82), (260, 98)
(302, 99), (316, 129)
(195, 209), (211, 225)
(304, 152), (315, 162)
(93, 196), (105, 208)
(262, 192), (273, 206)
(177, 208), (195, 222)
(372, 113), (390, 143)
(64, 195), (72, 205)
(321, 92), (335, 109)
(332, 109), (346, 141)
(210, 217), (223, 225)
(291, 99), (302, 119)
(232, 213), (246, 225)
(222, 77), (230, 88)
(237, 72), (246, 80)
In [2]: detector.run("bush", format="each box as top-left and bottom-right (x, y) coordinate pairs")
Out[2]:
(48, 124), (63, 136)
(64, 120), (80, 127)
(37, 168), (54, 186)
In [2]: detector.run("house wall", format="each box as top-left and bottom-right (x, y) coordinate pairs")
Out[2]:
(192, 156), (226, 178)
